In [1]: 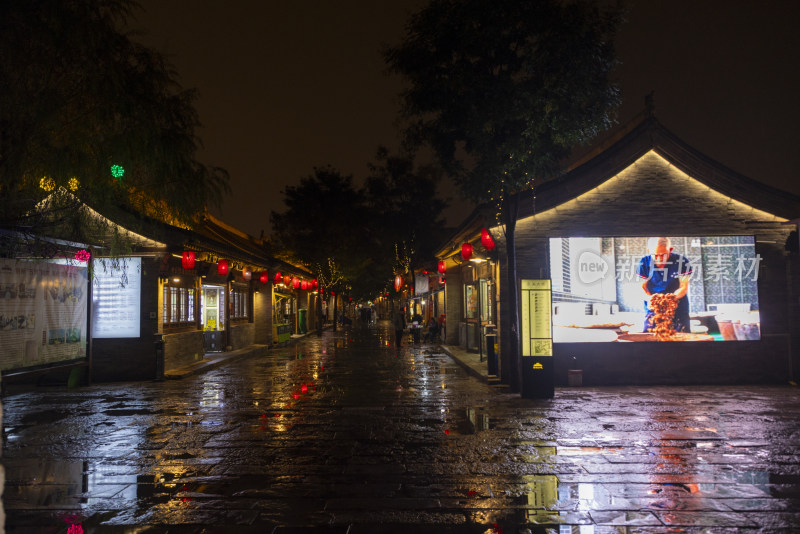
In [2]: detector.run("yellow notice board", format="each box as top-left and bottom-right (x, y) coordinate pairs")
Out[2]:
(520, 279), (553, 357)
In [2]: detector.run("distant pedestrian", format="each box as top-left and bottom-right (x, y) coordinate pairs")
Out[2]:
(392, 310), (406, 348)
(423, 316), (439, 342)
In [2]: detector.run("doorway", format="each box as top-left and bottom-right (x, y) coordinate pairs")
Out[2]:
(201, 285), (225, 352)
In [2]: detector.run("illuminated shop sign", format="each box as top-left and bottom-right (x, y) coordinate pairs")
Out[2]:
(548, 236), (760, 342)
(91, 257), (141, 338)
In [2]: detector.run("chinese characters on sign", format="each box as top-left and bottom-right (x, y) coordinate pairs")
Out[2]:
(520, 279), (553, 357)
(91, 257), (141, 338)
(614, 253), (762, 283)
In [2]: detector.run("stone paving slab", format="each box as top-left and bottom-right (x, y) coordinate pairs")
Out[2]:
(4, 322), (800, 533)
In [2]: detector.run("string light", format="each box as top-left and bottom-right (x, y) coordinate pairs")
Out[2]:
(39, 176), (55, 191)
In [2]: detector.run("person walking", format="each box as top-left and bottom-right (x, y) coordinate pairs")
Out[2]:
(392, 309), (406, 348)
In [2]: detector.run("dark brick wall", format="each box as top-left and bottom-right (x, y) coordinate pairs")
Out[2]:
(444, 267), (463, 345)
(497, 151), (798, 385)
(163, 331), (204, 371)
(229, 323), (254, 351)
(254, 288), (272, 345)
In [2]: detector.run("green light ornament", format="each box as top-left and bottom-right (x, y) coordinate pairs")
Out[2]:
(110, 164), (125, 180)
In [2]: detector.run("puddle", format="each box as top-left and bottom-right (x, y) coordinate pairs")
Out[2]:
(443, 407), (492, 436)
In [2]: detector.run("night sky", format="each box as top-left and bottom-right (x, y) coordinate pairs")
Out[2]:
(131, 1), (800, 237)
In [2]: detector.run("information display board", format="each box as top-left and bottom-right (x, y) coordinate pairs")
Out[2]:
(91, 257), (141, 338)
(0, 258), (88, 371)
(520, 279), (553, 356)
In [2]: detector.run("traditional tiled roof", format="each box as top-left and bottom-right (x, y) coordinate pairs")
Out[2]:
(516, 115), (800, 220)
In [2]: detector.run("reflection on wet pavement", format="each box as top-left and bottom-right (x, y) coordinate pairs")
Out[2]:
(4, 321), (800, 533)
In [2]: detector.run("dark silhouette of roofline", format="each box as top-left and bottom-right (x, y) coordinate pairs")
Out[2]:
(516, 115), (800, 220)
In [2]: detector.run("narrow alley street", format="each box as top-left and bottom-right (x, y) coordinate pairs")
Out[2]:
(4, 321), (800, 533)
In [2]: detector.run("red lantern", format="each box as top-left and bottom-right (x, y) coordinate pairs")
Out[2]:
(301, 280), (308, 290)
(481, 228), (495, 250)
(283, 275), (292, 286)
(243, 268), (252, 281)
(292, 277), (300, 289)
(312, 278), (319, 289)
(75, 249), (91, 262)
(438, 260), (446, 274)
(461, 243), (473, 261)
(439, 276), (445, 285)
(260, 271), (269, 283)
(217, 259), (229, 276)
(182, 251), (195, 269)
(274, 272), (282, 284)
(394, 275), (403, 292)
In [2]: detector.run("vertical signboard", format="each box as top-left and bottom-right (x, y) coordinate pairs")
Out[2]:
(91, 257), (141, 338)
(0, 258), (88, 371)
(520, 279), (554, 398)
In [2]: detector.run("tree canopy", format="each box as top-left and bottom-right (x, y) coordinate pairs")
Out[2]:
(270, 165), (369, 293)
(0, 0), (229, 254)
(385, 0), (621, 205)
(385, 0), (622, 393)
(270, 150), (448, 303)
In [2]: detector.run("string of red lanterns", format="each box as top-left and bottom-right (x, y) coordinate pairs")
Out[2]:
(183, 254), (320, 293)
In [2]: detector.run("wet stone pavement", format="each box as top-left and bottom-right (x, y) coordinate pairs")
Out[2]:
(4, 322), (800, 534)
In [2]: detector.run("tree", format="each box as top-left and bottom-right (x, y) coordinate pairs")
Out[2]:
(271, 153), (449, 320)
(386, 0), (621, 393)
(0, 0), (229, 257)
(365, 146), (449, 275)
(270, 166), (370, 330)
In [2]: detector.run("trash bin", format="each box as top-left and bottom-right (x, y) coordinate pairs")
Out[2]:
(298, 309), (307, 334)
(154, 334), (165, 381)
(486, 333), (498, 376)
(568, 369), (583, 387)
(411, 326), (421, 344)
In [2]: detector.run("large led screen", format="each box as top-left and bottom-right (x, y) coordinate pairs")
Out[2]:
(548, 237), (760, 342)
